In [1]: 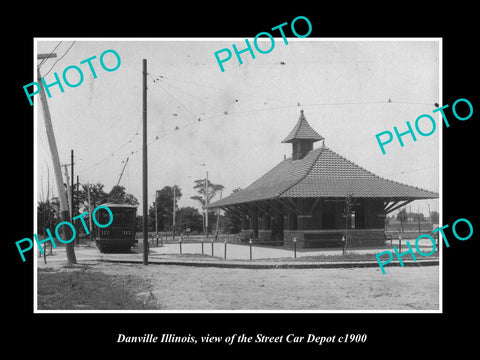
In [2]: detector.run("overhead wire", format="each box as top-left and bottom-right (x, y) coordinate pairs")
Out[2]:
(38, 41), (63, 68)
(148, 74), (200, 121)
(42, 41), (77, 77)
(71, 68), (438, 180)
(149, 72), (292, 106)
(76, 117), (143, 174)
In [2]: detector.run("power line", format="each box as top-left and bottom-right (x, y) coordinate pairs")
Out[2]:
(148, 74), (200, 121)
(149, 72), (293, 106)
(72, 68), (438, 179)
(42, 41), (76, 77)
(38, 41), (62, 68)
(76, 117), (142, 174)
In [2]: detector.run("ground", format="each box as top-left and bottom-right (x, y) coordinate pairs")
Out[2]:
(37, 257), (439, 311)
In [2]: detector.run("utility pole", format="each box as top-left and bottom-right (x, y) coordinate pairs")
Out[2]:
(63, 165), (72, 219)
(173, 185), (176, 240)
(37, 54), (76, 264)
(71, 150), (74, 216)
(142, 59), (148, 265)
(87, 183), (93, 241)
(215, 190), (222, 241)
(205, 171), (209, 239)
(71, 150), (76, 245)
(155, 190), (159, 237)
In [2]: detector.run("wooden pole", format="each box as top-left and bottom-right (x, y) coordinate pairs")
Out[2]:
(173, 185), (176, 240)
(155, 190), (158, 236)
(63, 165), (72, 218)
(71, 150), (74, 218)
(142, 59), (148, 265)
(87, 183), (93, 241)
(215, 191), (222, 240)
(71, 149), (76, 245)
(205, 171), (209, 238)
(37, 62), (76, 264)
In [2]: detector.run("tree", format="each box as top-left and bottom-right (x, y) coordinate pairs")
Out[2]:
(190, 179), (224, 234)
(177, 206), (203, 233)
(411, 212), (425, 222)
(411, 211), (425, 233)
(190, 179), (224, 207)
(74, 182), (138, 236)
(77, 182), (107, 212)
(385, 215), (391, 225)
(149, 185), (182, 232)
(108, 185), (139, 205)
(223, 187), (242, 234)
(37, 198), (59, 235)
(430, 211), (439, 224)
(397, 208), (408, 233)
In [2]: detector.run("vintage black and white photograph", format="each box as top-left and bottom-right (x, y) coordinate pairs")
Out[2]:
(34, 38), (441, 312)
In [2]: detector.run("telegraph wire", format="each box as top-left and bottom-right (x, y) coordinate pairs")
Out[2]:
(42, 41), (77, 77)
(38, 41), (62, 68)
(73, 68), (439, 179)
(152, 75), (209, 105)
(76, 117), (143, 174)
(149, 72), (293, 106)
(148, 73), (200, 121)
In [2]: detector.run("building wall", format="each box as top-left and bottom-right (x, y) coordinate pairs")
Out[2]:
(365, 199), (385, 228)
(236, 197), (387, 248)
(287, 229), (386, 248)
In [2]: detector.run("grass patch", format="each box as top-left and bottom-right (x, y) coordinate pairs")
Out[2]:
(37, 266), (156, 310)
(258, 251), (439, 262)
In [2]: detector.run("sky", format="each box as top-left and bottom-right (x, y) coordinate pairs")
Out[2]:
(34, 38), (440, 217)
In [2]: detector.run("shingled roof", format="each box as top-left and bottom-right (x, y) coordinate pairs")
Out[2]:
(209, 144), (438, 208)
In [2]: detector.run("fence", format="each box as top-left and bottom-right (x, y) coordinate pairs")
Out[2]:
(143, 234), (343, 261)
(143, 231), (439, 261)
(385, 231), (439, 253)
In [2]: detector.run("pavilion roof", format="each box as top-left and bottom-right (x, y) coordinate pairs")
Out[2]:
(281, 110), (324, 143)
(208, 145), (438, 208)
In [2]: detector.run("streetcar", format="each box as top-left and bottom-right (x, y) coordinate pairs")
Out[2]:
(95, 199), (137, 253)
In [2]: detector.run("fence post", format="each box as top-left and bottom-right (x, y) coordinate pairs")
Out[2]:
(43, 243), (47, 264)
(224, 239), (227, 260)
(211, 238), (214, 257)
(179, 235), (183, 255)
(293, 237), (297, 259)
(201, 240), (204, 255)
(398, 234), (402, 253)
(249, 238), (252, 260)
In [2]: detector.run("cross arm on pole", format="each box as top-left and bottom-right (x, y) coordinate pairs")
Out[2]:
(37, 53), (58, 60)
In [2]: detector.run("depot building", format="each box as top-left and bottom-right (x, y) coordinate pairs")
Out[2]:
(208, 110), (438, 249)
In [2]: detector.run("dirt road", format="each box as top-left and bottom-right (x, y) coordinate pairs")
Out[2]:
(58, 261), (439, 311)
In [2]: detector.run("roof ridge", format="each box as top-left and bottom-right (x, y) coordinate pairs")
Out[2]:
(277, 147), (324, 197)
